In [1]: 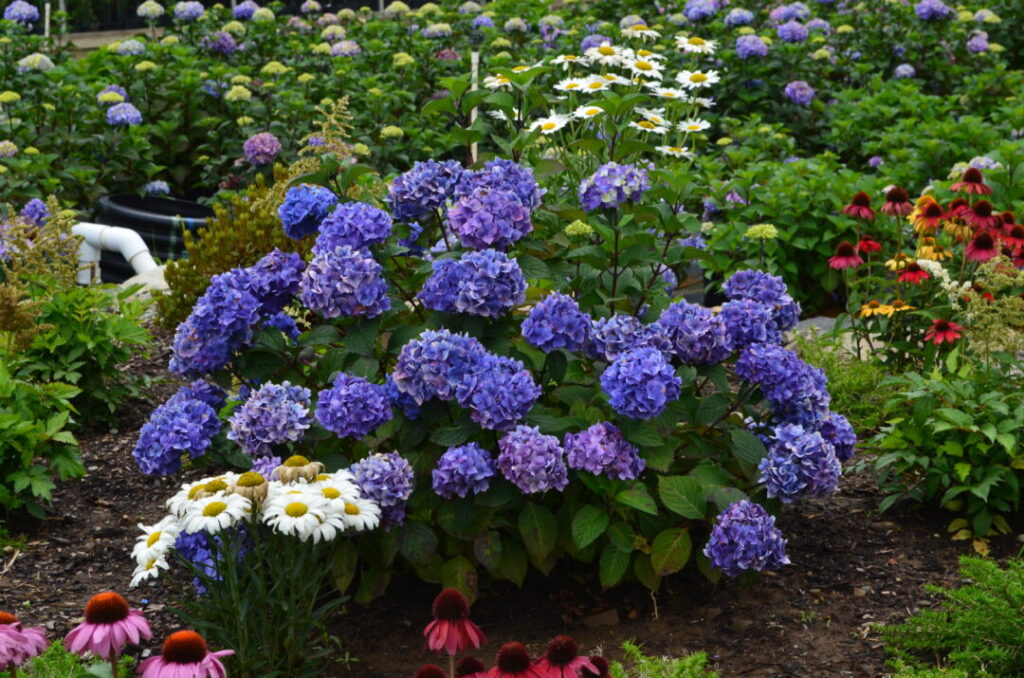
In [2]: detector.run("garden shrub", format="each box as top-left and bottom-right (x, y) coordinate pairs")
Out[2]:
(609, 641), (718, 678)
(882, 556), (1024, 677)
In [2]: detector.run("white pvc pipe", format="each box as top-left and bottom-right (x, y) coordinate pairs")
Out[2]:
(72, 222), (159, 284)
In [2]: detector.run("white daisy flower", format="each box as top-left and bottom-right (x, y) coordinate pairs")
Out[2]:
(166, 476), (231, 517)
(676, 70), (721, 89)
(551, 54), (589, 69)
(483, 74), (511, 90)
(574, 104), (605, 119)
(596, 72), (632, 85)
(648, 85), (689, 101)
(584, 44), (634, 66)
(577, 78), (610, 93)
(637, 107), (668, 123)
(635, 48), (667, 61)
(676, 35), (717, 54)
(627, 58), (665, 79)
(656, 145), (694, 158)
(181, 494), (251, 535)
(554, 77), (587, 92)
(310, 480), (360, 510)
(130, 554), (170, 588)
(509, 63), (540, 73)
(341, 496), (381, 532)
(630, 120), (669, 134)
(489, 109), (523, 123)
(263, 492), (335, 542)
(132, 515), (180, 565)
(621, 24), (660, 41)
(688, 95), (716, 108)
(529, 112), (571, 134)
(679, 118), (711, 133)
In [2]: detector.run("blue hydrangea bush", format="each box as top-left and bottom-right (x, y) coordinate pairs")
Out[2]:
(135, 155), (856, 600)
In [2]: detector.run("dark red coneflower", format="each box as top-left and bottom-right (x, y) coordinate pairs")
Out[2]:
(857, 235), (882, 253)
(912, 201), (945, 234)
(924, 319), (963, 345)
(950, 167), (992, 195)
(581, 656), (610, 678)
(944, 197), (970, 220)
(965, 200), (1001, 230)
(486, 642), (541, 678)
(842, 191), (875, 221)
(424, 589), (487, 656)
(457, 656), (489, 678)
(535, 636), (598, 678)
(898, 262), (930, 285)
(828, 241), (864, 270)
(966, 230), (999, 262)
(415, 666), (449, 678)
(1000, 210), (1016, 226)
(881, 186), (913, 217)
(1002, 223), (1024, 251)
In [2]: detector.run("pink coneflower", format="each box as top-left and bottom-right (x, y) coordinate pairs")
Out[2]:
(424, 588), (487, 656)
(964, 200), (1001, 230)
(415, 665), (449, 678)
(924, 319), (963, 345)
(535, 636), (598, 678)
(457, 656), (489, 678)
(581, 657), (610, 678)
(966, 231), (999, 262)
(857, 235), (882, 254)
(65, 592), (152, 662)
(842, 191), (875, 221)
(898, 262), (930, 285)
(828, 241), (864, 270)
(944, 197), (970, 220)
(950, 167), (992, 195)
(881, 186), (913, 217)
(487, 643), (542, 678)
(1001, 223), (1024, 251)
(0, 611), (47, 670)
(1000, 210), (1016, 226)
(139, 631), (233, 678)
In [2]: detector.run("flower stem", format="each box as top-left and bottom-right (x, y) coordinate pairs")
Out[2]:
(449, 654), (455, 678)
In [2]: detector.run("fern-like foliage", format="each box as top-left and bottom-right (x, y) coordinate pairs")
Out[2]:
(609, 641), (719, 678)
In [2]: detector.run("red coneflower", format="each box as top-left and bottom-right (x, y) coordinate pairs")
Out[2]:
(535, 636), (598, 678)
(950, 167), (992, 195)
(457, 656), (489, 678)
(424, 589), (487, 657)
(898, 262), (930, 285)
(65, 592), (152, 663)
(912, 200), (944, 234)
(581, 657), (610, 678)
(1000, 210), (1016, 226)
(1002, 223), (1024, 251)
(881, 186), (913, 217)
(966, 230), (999, 262)
(971, 283), (994, 303)
(857, 235), (882, 253)
(828, 241), (864, 270)
(486, 642), (542, 678)
(965, 200), (1001, 230)
(415, 666), (449, 678)
(944, 197), (970, 220)
(924, 319), (963, 345)
(842, 191), (875, 221)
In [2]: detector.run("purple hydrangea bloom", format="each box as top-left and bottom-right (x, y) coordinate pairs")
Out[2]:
(704, 500), (790, 577)
(418, 249), (526, 319)
(735, 343), (831, 427)
(245, 248), (305, 314)
(579, 162), (652, 212)
(564, 421), (645, 480)
(455, 354), (540, 431)
(243, 132), (282, 166)
(178, 379), (227, 411)
(144, 180), (170, 195)
(20, 198), (48, 226)
(679, 233), (707, 250)
(331, 40), (361, 57)
(914, 0), (952, 20)
(966, 31), (988, 53)
(654, 300), (733, 365)
(447, 188), (532, 250)
(351, 451), (414, 528)
(868, 156), (884, 168)
(522, 293), (591, 353)
(722, 270), (801, 332)
(783, 80), (815, 106)
(455, 158), (545, 211)
(107, 102), (143, 126)
(587, 315), (667, 362)
(497, 425), (569, 494)
(777, 20), (808, 42)
(894, 63), (915, 78)
(4, 0), (39, 23)
(315, 201), (392, 252)
(600, 347), (682, 419)
(173, 0), (205, 21)
(97, 84), (129, 105)
(300, 0), (320, 12)
(385, 375), (420, 419)
(251, 454), (282, 479)
(386, 159), (465, 223)
(227, 381), (312, 455)
(316, 373), (393, 439)
(472, 14), (494, 28)
(736, 34), (769, 59)
(719, 299), (781, 348)
(580, 33), (610, 51)
(233, 0), (258, 19)
(759, 423), (841, 502)
(133, 396), (220, 475)
(724, 7), (754, 25)
(203, 31), (241, 55)
(391, 329), (487, 404)
(433, 443), (497, 499)
(817, 411), (856, 462)
(117, 39), (146, 56)
(278, 184), (339, 240)
(299, 245), (391, 319)
(262, 312), (300, 340)
(770, 2), (809, 21)
(684, 0), (718, 21)
(806, 18), (830, 33)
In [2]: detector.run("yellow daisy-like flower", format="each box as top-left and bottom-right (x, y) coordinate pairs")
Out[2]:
(858, 300), (894, 318)
(889, 300), (915, 313)
(885, 253), (911, 271)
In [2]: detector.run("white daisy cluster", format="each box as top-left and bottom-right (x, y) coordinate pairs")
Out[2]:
(129, 457), (380, 587)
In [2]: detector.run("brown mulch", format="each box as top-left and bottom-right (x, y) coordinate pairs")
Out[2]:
(0, 339), (1016, 676)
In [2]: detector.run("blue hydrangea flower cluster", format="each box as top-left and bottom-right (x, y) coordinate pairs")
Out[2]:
(4, 1), (39, 23)
(227, 382), (312, 456)
(703, 500), (790, 577)
(497, 425), (569, 494)
(315, 201), (393, 252)
(316, 372), (393, 439)
(391, 329), (486, 404)
(472, 14), (494, 28)
(759, 423), (841, 502)
(454, 158), (546, 211)
(807, 17), (830, 33)
(655, 301), (733, 365)
(385, 374), (421, 419)
(203, 31), (241, 55)
(106, 102), (143, 126)
(418, 249), (526, 319)
(233, 0), (258, 19)
(455, 354), (540, 431)
(722, 270), (801, 333)
(579, 33), (609, 51)
(564, 422), (645, 480)
(587, 315), (668, 362)
(144, 180), (170, 195)
(250, 454), (281, 479)
(735, 344), (831, 428)
(20, 199), (48, 226)
(818, 412), (857, 462)
(243, 132), (282, 166)
(724, 7), (754, 25)
(894, 63), (916, 78)
(447, 187), (533, 250)
(299, 245), (391, 318)
(132, 393), (220, 475)
(262, 312), (299, 339)
(278, 184), (339, 240)
(178, 379), (227, 411)
(351, 451), (414, 528)
(579, 162), (652, 212)
(600, 347), (682, 420)
(174, 531), (218, 593)
(246, 248), (305, 314)
(386, 159), (465, 222)
(776, 20), (808, 43)
(736, 34), (769, 59)
(915, 0), (953, 20)
(784, 80), (816, 106)
(432, 443), (497, 499)
(718, 300), (781, 349)
(522, 293), (591, 353)
(683, 0), (718, 21)
(97, 84), (128, 105)
(770, 2), (810, 21)
(174, 1), (205, 21)
(116, 39), (145, 56)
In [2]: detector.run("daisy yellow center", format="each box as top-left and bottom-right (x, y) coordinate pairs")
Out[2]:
(565, 83), (579, 89)
(598, 46), (616, 55)
(285, 502), (309, 518)
(203, 501), (227, 517)
(322, 487), (341, 499)
(564, 55), (578, 60)
(146, 558), (157, 569)
(344, 502), (361, 515)
(237, 471), (265, 487)
(584, 108), (600, 115)
(648, 116), (664, 123)
(631, 24), (648, 30)
(587, 82), (604, 89)
(688, 37), (706, 46)
(315, 474), (331, 481)
(602, 74), (617, 81)
(668, 147), (683, 152)
(146, 531), (162, 547)
(662, 92), (677, 97)
(284, 455), (311, 467)
(188, 485), (205, 499)
(690, 73), (708, 83)
(204, 479), (227, 493)
(542, 121), (557, 130)
(638, 121), (656, 129)
(635, 60), (653, 71)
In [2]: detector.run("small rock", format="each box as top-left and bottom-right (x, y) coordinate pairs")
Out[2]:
(582, 609), (619, 629)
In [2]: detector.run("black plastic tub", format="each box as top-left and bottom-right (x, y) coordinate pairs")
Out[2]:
(95, 194), (213, 283)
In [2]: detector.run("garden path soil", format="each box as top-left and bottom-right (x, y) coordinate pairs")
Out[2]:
(0, 340), (1017, 677)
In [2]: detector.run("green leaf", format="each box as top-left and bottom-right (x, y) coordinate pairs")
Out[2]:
(633, 552), (661, 591)
(397, 521), (438, 565)
(474, 531), (503, 571)
(331, 540), (359, 593)
(695, 393), (731, 426)
(615, 485), (658, 515)
(571, 505), (610, 550)
(650, 528), (692, 577)
(441, 555), (478, 604)
(729, 428), (767, 465)
(599, 543), (631, 589)
(498, 538), (528, 587)
(518, 503), (558, 561)
(607, 521), (637, 552)
(658, 475), (706, 519)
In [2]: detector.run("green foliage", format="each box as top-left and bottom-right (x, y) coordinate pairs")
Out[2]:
(882, 557), (1024, 677)
(16, 641), (134, 678)
(0, 358), (82, 519)
(609, 641), (718, 678)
